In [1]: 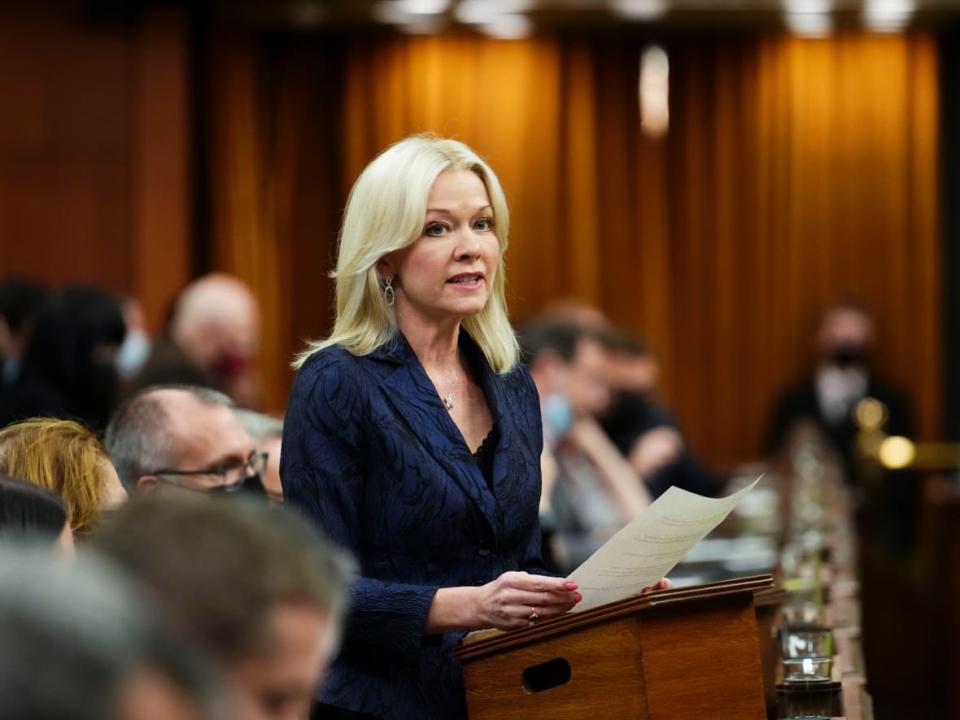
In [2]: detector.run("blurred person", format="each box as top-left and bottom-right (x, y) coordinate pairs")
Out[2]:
(601, 330), (720, 498)
(93, 492), (353, 720)
(0, 284), (126, 432)
(105, 385), (265, 497)
(128, 273), (261, 407)
(765, 301), (913, 469)
(539, 304), (686, 480)
(0, 473), (73, 552)
(521, 319), (652, 572)
(766, 302), (918, 554)
(236, 409), (284, 504)
(602, 330), (663, 399)
(283, 135), (592, 719)
(0, 418), (126, 536)
(0, 275), (46, 389)
(0, 546), (222, 720)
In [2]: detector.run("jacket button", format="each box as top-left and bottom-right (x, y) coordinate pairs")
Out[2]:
(477, 544), (492, 557)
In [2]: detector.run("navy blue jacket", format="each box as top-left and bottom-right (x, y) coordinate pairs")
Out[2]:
(281, 331), (545, 719)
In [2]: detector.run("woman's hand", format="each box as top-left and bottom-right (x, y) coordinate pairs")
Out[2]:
(641, 578), (672, 594)
(475, 571), (581, 630)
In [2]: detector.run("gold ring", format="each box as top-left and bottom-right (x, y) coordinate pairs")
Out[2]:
(528, 607), (540, 624)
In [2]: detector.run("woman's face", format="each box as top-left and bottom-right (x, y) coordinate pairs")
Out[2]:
(384, 169), (499, 326)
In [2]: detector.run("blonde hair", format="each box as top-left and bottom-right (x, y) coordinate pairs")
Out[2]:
(295, 134), (519, 373)
(0, 418), (114, 535)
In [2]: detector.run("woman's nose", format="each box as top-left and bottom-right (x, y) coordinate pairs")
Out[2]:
(454, 229), (482, 259)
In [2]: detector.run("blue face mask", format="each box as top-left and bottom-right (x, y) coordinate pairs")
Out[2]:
(116, 329), (151, 380)
(543, 394), (573, 443)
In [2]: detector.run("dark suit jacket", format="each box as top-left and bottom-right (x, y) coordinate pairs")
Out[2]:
(764, 374), (914, 469)
(281, 331), (546, 719)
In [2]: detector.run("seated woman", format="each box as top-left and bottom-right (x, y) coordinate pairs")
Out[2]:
(0, 419), (126, 536)
(0, 474), (73, 553)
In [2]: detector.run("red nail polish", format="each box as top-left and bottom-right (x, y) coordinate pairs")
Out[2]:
(575, 593), (583, 602)
(565, 582), (578, 590)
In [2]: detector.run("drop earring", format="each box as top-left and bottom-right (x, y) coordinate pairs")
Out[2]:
(383, 276), (395, 307)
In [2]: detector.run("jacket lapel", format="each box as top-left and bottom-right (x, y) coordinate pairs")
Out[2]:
(374, 334), (503, 538)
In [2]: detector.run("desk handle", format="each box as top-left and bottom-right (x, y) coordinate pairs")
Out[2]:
(521, 657), (571, 694)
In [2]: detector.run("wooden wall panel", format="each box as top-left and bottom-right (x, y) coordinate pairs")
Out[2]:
(0, 4), (134, 290)
(0, 3), (191, 334)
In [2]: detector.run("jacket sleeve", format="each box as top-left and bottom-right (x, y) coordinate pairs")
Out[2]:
(281, 352), (440, 654)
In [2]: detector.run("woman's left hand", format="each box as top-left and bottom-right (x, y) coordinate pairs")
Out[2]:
(641, 578), (672, 594)
(474, 571), (582, 631)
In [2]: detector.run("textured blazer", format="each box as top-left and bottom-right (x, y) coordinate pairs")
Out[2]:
(281, 330), (545, 719)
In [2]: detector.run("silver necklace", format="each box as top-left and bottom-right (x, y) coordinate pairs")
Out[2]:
(441, 372), (460, 411)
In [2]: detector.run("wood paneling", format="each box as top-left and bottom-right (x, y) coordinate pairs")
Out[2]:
(0, 4), (134, 289)
(0, 3), (191, 333)
(131, 7), (192, 332)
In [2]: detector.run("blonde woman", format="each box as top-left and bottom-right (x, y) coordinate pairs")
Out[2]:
(0, 418), (126, 536)
(282, 135), (582, 719)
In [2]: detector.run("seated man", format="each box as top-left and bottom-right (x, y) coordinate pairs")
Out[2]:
(92, 493), (353, 720)
(105, 385), (264, 496)
(236, 409), (284, 504)
(521, 320), (651, 572)
(126, 274), (261, 408)
(765, 301), (913, 472)
(601, 330), (720, 498)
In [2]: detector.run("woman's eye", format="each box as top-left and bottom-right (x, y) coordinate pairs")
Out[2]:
(424, 223), (447, 236)
(474, 217), (494, 231)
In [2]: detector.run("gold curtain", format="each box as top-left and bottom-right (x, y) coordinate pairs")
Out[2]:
(207, 33), (343, 412)
(208, 30), (940, 464)
(662, 35), (940, 463)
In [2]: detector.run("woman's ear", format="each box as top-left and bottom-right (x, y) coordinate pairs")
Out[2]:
(376, 256), (395, 279)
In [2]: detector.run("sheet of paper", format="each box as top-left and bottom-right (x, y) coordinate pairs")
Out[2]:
(568, 476), (762, 611)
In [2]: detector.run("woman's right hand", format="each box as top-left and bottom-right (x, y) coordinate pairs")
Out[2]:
(475, 571), (581, 630)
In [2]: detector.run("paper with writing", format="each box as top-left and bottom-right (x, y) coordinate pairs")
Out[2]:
(568, 476), (762, 611)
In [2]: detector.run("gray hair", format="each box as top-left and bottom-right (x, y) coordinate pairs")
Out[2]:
(105, 384), (236, 492)
(92, 492), (355, 663)
(235, 409), (283, 445)
(0, 545), (222, 720)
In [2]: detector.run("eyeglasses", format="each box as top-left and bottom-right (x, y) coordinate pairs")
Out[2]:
(151, 451), (269, 493)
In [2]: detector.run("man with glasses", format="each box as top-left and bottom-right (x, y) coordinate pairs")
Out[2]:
(105, 385), (266, 497)
(235, 409), (285, 505)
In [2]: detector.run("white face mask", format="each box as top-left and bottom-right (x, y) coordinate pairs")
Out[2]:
(115, 329), (151, 379)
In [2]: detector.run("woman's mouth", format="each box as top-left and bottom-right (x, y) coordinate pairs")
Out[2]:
(446, 273), (485, 287)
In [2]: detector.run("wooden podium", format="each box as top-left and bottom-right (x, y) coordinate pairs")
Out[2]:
(456, 575), (772, 720)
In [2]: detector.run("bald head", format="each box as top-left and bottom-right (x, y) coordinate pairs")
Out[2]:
(170, 274), (260, 371)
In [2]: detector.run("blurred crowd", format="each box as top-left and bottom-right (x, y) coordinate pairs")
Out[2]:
(0, 274), (345, 720)
(0, 271), (909, 718)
